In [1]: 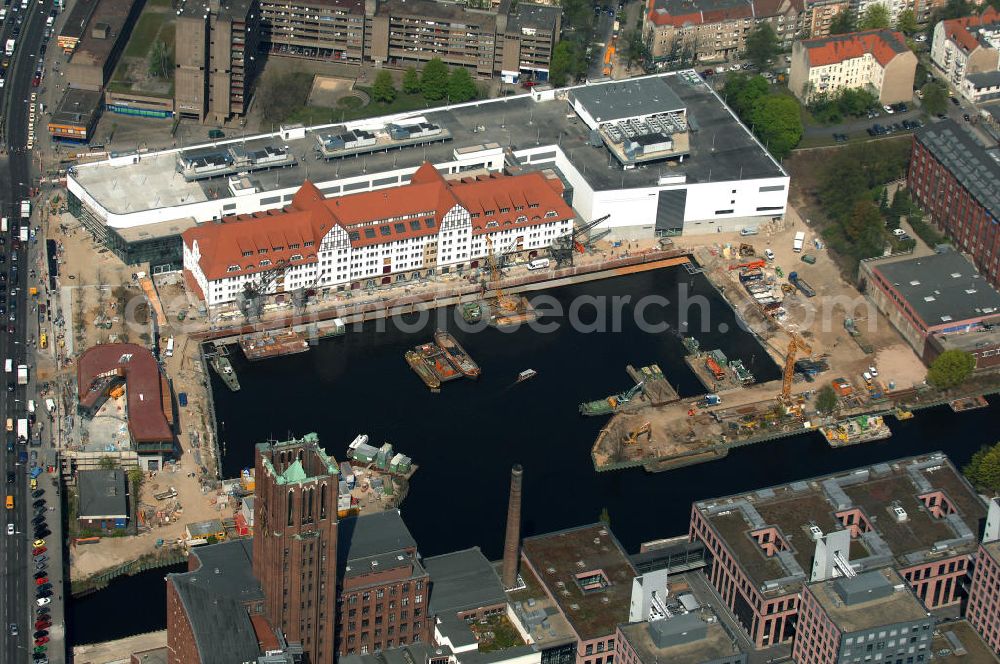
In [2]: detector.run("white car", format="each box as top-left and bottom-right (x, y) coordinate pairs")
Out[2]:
(5, 523), (13, 535)
(869, 365), (878, 377)
(892, 228), (906, 237)
(0, 80), (4, 89)
(883, 104), (894, 114)
(764, 249), (775, 261)
(36, 597), (50, 606)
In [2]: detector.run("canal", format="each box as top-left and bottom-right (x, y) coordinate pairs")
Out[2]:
(69, 265), (1000, 644)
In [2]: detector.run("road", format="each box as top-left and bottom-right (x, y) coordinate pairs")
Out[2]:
(1, 0), (54, 662)
(587, 4), (617, 80)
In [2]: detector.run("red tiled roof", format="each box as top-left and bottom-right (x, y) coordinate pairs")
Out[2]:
(942, 7), (1000, 53)
(76, 343), (173, 444)
(802, 29), (909, 67)
(646, 0), (795, 27)
(184, 163), (575, 282)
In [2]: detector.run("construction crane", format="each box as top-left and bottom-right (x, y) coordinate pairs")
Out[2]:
(624, 421), (651, 445)
(549, 214), (611, 266)
(485, 236), (519, 312)
(237, 260), (289, 320)
(781, 331), (812, 404)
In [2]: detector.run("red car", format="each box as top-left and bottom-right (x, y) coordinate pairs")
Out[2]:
(34, 620), (50, 630)
(34, 636), (49, 646)
(35, 577), (48, 586)
(33, 547), (46, 556)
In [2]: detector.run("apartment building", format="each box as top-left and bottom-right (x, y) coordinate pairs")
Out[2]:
(805, 0), (851, 39)
(789, 29), (916, 104)
(643, 0), (804, 65)
(908, 120), (1000, 290)
(931, 7), (1000, 91)
(688, 454), (986, 650)
(260, 0), (366, 62)
(174, 0), (261, 123)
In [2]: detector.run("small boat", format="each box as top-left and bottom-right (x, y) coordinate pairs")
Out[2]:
(209, 355), (241, 392)
(517, 369), (537, 382)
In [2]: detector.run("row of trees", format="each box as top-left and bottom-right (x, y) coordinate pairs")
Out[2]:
(550, 0), (599, 86)
(372, 59), (478, 105)
(829, 5), (917, 36)
(964, 441), (1000, 495)
(723, 74), (803, 159)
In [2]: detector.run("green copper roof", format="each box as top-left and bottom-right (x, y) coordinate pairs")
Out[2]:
(280, 459), (307, 483)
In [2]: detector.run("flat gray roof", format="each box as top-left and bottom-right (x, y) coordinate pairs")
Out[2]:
(809, 569), (929, 634)
(966, 70), (1000, 88)
(51, 88), (103, 129)
(915, 119), (1000, 218)
(569, 77), (685, 123)
(424, 547), (506, 616)
(339, 509), (417, 562)
(619, 612), (743, 664)
(872, 249), (1000, 326)
(72, 73), (785, 219)
(77, 469), (128, 518)
(166, 539), (263, 664)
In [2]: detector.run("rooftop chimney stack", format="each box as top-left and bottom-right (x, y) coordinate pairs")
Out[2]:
(502, 464), (524, 589)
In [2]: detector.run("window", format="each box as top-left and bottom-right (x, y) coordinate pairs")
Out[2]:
(227, 265), (240, 272)
(381, 225), (392, 236)
(242, 250), (253, 257)
(260, 259), (272, 267)
(290, 254), (303, 261)
(365, 229), (376, 239)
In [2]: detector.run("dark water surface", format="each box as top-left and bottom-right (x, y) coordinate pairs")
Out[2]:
(70, 266), (999, 643)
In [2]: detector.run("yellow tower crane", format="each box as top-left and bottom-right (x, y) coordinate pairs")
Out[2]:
(781, 332), (812, 405)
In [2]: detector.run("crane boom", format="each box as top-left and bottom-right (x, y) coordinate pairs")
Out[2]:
(781, 332), (812, 403)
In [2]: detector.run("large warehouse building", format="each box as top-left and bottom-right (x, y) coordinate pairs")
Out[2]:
(67, 72), (789, 274)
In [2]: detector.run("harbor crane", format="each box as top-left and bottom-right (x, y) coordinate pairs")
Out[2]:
(780, 331), (812, 405)
(549, 214), (611, 267)
(484, 236), (519, 312)
(236, 260), (289, 320)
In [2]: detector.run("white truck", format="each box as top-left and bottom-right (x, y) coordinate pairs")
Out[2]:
(1, 217), (7, 233)
(793, 231), (805, 253)
(20, 200), (30, 219)
(17, 364), (28, 385)
(19, 226), (28, 242)
(16, 418), (28, 442)
(4, 39), (14, 57)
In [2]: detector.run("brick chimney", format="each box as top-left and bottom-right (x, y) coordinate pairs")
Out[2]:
(502, 464), (523, 589)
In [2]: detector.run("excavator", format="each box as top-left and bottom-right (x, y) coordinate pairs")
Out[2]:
(781, 331), (812, 406)
(624, 421), (651, 446)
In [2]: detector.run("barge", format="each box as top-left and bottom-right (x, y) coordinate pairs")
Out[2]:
(210, 355), (241, 392)
(434, 330), (480, 378)
(820, 415), (891, 448)
(240, 329), (310, 361)
(405, 350), (442, 391)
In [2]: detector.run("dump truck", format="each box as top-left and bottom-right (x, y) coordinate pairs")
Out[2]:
(788, 271), (816, 297)
(153, 487), (178, 501)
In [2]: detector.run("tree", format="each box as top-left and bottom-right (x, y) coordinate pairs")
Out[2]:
(816, 385), (839, 414)
(745, 23), (779, 71)
(99, 456), (117, 470)
(964, 442), (1000, 494)
(829, 10), (856, 35)
(927, 349), (976, 389)
(420, 58), (450, 101)
(858, 3), (891, 30)
(257, 70), (314, 124)
(372, 70), (397, 104)
(921, 81), (948, 116)
(723, 73), (769, 117)
(447, 68), (477, 103)
(623, 30), (646, 67)
(402, 67), (421, 94)
(749, 94), (803, 159)
(895, 9), (918, 35)
(550, 40), (578, 87)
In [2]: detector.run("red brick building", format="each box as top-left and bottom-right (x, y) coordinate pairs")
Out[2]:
(253, 433), (341, 661)
(335, 510), (432, 655)
(909, 120), (1000, 290)
(689, 454), (986, 650)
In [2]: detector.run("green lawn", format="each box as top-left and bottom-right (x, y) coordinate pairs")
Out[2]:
(123, 12), (168, 59)
(285, 87), (436, 125)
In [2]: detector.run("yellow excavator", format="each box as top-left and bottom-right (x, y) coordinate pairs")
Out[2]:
(624, 421), (652, 445)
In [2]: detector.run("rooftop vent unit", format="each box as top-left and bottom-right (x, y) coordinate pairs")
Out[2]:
(809, 525), (824, 541)
(892, 505), (908, 522)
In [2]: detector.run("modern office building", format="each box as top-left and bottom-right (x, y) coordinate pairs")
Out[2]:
(789, 30), (916, 104)
(689, 453), (987, 649)
(792, 569), (934, 664)
(174, 0), (261, 123)
(858, 249), (1000, 367)
(67, 73), (789, 276)
(909, 120), (1000, 290)
(521, 524), (638, 664)
(966, 498), (1000, 654)
(260, 0), (366, 63)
